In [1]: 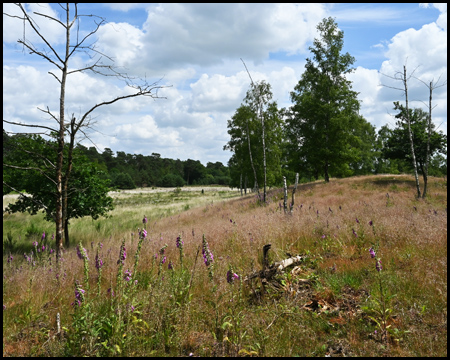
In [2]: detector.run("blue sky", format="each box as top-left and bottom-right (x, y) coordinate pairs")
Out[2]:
(3, 3), (447, 166)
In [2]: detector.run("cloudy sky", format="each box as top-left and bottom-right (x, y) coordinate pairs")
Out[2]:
(3, 3), (447, 166)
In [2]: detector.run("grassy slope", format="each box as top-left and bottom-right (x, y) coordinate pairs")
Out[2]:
(2, 175), (447, 356)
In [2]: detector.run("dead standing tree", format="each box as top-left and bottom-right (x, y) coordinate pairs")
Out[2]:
(380, 64), (421, 198)
(3, 3), (168, 261)
(414, 75), (447, 198)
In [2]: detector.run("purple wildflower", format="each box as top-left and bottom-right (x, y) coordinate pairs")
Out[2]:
(95, 253), (103, 270)
(202, 236), (214, 266)
(369, 220), (373, 226)
(143, 215), (148, 224)
(376, 259), (382, 272)
(107, 287), (115, 297)
(124, 269), (132, 282)
(41, 231), (45, 241)
(51, 233), (54, 241)
(42, 245), (45, 251)
(369, 247), (376, 258)
(162, 256), (166, 264)
(33, 241), (38, 247)
(73, 282), (85, 307)
(117, 242), (126, 265)
(140, 228), (147, 239)
(176, 235), (184, 249)
(77, 244), (89, 260)
(226, 270), (240, 283)
(356, 218), (359, 224)
(168, 261), (174, 270)
(352, 229), (357, 237)
(321, 234), (326, 239)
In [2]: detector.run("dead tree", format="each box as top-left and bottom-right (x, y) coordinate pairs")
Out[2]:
(3, 4), (168, 260)
(414, 75), (447, 198)
(380, 64), (421, 198)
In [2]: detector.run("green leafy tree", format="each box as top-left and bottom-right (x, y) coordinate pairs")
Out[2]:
(224, 91), (283, 193)
(382, 104), (447, 190)
(286, 17), (361, 182)
(4, 133), (113, 245)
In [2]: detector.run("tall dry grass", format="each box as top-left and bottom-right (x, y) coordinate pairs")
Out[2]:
(3, 175), (447, 356)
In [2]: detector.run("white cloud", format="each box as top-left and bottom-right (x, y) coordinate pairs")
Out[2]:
(3, 3), (66, 45)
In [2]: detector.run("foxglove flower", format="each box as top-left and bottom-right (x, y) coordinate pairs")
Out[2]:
(376, 259), (382, 272)
(124, 269), (132, 282)
(168, 261), (174, 270)
(95, 252), (103, 270)
(369, 247), (376, 258)
(176, 235), (184, 249)
(352, 229), (357, 237)
(139, 228), (147, 239)
(143, 215), (148, 224)
(41, 231), (45, 241)
(77, 244), (89, 260)
(202, 236), (214, 266)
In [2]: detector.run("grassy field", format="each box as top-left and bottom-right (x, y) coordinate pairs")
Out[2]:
(2, 176), (447, 356)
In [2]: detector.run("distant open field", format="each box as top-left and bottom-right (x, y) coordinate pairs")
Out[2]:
(3, 175), (447, 357)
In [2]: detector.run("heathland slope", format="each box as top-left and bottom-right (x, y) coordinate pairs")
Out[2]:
(2, 175), (447, 356)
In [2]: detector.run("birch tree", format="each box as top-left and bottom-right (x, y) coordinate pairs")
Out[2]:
(3, 3), (168, 260)
(380, 65), (421, 198)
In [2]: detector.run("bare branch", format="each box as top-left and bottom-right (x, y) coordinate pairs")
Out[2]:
(4, 164), (57, 186)
(241, 58), (255, 86)
(48, 71), (62, 84)
(3, 119), (57, 133)
(3, 182), (50, 211)
(13, 3), (65, 66)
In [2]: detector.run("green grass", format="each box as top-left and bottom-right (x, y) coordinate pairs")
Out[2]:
(3, 177), (447, 356)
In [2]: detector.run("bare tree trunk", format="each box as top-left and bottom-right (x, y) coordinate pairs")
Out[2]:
(244, 175), (247, 195)
(246, 117), (259, 196)
(261, 108), (267, 203)
(283, 176), (288, 214)
(422, 81), (432, 198)
(403, 66), (421, 198)
(56, 10), (71, 259)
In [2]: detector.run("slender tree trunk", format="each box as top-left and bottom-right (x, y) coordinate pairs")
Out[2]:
(403, 66), (421, 198)
(260, 104), (267, 203)
(56, 11), (71, 261)
(244, 175), (247, 195)
(64, 218), (70, 246)
(63, 116), (76, 247)
(246, 118), (259, 196)
(423, 81), (433, 198)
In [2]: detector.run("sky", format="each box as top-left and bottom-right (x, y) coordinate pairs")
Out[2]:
(3, 3), (447, 166)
